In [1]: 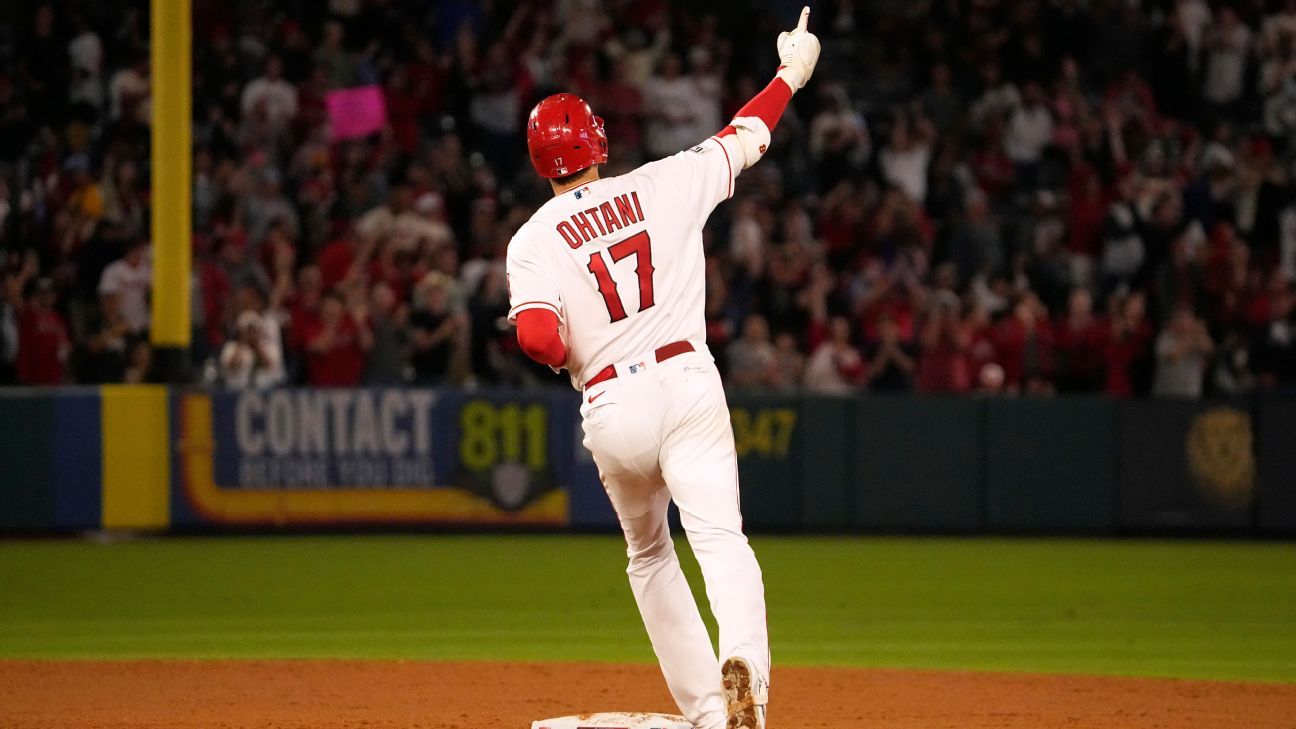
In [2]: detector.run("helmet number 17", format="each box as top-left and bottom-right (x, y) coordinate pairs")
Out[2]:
(586, 231), (656, 323)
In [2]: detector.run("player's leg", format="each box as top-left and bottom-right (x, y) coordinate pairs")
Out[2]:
(582, 384), (727, 729)
(656, 360), (770, 714)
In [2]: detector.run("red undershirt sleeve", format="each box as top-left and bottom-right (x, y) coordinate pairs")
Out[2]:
(515, 308), (567, 367)
(721, 77), (794, 136)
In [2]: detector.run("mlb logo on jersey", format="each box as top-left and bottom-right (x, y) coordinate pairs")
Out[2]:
(628, 361), (648, 374)
(574, 185), (591, 199)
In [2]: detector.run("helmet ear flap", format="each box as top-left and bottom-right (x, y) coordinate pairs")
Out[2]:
(593, 116), (609, 163)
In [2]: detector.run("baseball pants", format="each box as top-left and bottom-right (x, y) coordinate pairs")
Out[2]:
(580, 349), (770, 729)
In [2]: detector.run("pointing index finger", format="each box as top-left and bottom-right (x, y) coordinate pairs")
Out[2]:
(797, 6), (810, 32)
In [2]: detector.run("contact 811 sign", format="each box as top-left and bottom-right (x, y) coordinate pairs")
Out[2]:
(182, 388), (571, 526)
(232, 389), (438, 486)
(459, 401), (548, 472)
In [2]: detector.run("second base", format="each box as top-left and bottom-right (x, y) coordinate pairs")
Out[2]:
(531, 712), (692, 729)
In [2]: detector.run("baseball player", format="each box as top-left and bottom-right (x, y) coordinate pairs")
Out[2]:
(507, 9), (820, 729)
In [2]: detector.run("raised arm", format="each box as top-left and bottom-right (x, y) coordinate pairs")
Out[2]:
(713, 6), (821, 171)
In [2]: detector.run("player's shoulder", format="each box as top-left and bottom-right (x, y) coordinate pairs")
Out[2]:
(631, 137), (725, 181)
(506, 217), (549, 258)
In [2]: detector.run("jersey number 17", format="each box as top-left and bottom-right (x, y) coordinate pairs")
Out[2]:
(586, 231), (656, 323)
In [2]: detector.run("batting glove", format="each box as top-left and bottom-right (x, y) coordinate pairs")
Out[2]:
(776, 6), (821, 93)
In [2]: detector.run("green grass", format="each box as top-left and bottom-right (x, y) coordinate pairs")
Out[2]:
(0, 535), (1293, 682)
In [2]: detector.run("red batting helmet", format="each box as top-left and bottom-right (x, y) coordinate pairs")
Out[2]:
(526, 93), (608, 179)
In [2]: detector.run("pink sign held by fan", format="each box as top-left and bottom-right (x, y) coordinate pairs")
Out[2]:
(326, 85), (387, 140)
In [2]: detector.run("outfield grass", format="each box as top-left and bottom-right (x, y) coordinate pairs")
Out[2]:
(0, 535), (1292, 682)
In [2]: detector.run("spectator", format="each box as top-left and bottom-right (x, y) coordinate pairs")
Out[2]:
(726, 314), (777, 389)
(123, 339), (152, 384)
(59, 154), (104, 251)
(284, 264), (323, 363)
(1152, 304), (1215, 398)
(809, 84), (870, 187)
(364, 281), (409, 385)
(467, 42), (525, 175)
(303, 292), (371, 387)
(1053, 288), (1108, 392)
(594, 59), (646, 163)
(685, 47), (723, 145)
(409, 272), (465, 385)
(107, 56), (149, 123)
(355, 184), (450, 249)
(67, 13), (104, 109)
(921, 64), (962, 140)
(220, 312), (270, 389)
(1105, 292), (1155, 397)
(313, 20), (352, 86)
(704, 273), (735, 360)
(969, 63), (1021, 132)
(1067, 164), (1107, 283)
(467, 265), (512, 384)
(642, 54), (698, 158)
(97, 239), (151, 336)
(915, 297), (971, 394)
(1202, 7), (1252, 113)
(216, 231), (271, 296)
(866, 313), (916, 392)
(1252, 281), (1296, 390)
(769, 332), (805, 392)
(1, 0), (1293, 399)
(994, 294), (1055, 394)
(949, 189), (1003, 283)
(75, 291), (130, 384)
(0, 267), (31, 384)
(219, 285), (285, 389)
(965, 300), (1000, 384)
(101, 158), (145, 242)
(1211, 330), (1256, 395)
(879, 110), (935, 204)
(1004, 82), (1054, 183)
(1260, 28), (1296, 138)
(17, 279), (69, 385)
(1100, 170), (1145, 290)
(240, 56), (297, 134)
(244, 168), (300, 247)
(803, 316), (866, 395)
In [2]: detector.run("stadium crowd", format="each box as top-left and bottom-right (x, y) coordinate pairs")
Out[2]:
(1, 0), (1295, 398)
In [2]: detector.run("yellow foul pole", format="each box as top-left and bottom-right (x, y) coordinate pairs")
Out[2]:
(149, 0), (192, 380)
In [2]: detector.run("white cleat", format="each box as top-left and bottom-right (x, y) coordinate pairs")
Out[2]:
(721, 657), (767, 729)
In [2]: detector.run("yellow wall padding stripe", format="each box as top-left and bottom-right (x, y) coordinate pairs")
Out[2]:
(101, 386), (171, 529)
(149, 0), (192, 347)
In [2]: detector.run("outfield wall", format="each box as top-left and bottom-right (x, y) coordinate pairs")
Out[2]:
(1, 387), (1292, 534)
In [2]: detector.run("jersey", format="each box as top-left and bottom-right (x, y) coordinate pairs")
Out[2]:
(506, 136), (739, 389)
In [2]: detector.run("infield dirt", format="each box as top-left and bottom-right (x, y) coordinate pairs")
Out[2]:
(2, 660), (1293, 728)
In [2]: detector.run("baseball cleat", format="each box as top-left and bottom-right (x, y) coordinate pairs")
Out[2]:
(721, 657), (766, 729)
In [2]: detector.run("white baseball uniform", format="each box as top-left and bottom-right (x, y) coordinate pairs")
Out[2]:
(506, 135), (769, 729)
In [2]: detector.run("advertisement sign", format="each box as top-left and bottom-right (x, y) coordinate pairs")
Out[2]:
(1118, 401), (1256, 530)
(171, 389), (573, 527)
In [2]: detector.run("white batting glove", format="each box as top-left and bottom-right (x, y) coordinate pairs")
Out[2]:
(776, 6), (821, 93)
